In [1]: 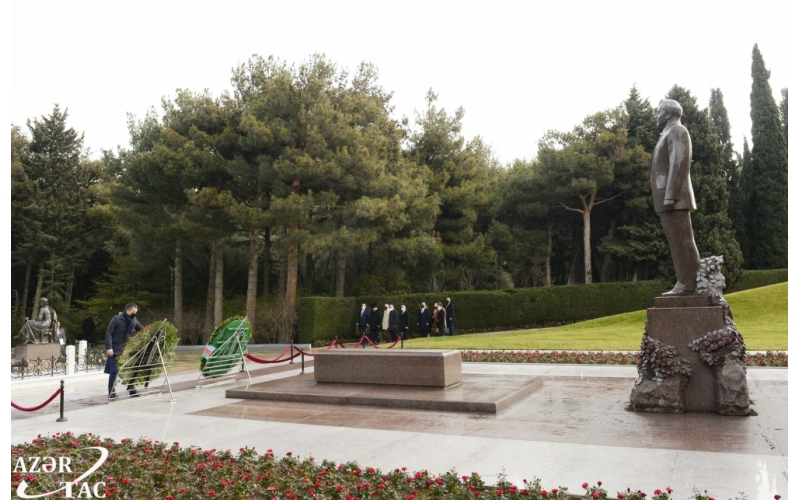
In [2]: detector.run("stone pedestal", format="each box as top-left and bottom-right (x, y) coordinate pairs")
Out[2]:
(14, 343), (62, 361)
(646, 295), (725, 412)
(314, 349), (462, 388)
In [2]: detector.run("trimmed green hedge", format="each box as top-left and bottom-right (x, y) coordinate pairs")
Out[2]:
(297, 280), (671, 343)
(728, 269), (788, 292)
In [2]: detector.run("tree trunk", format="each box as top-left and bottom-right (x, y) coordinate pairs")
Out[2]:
(304, 252), (314, 294)
(20, 263), (32, 320)
(246, 230), (259, 322)
(214, 239), (224, 326)
(600, 219), (617, 283)
(64, 269), (74, 310)
(174, 240), (184, 333)
(203, 245), (217, 334)
(545, 223), (553, 287)
(262, 227), (271, 296)
(335, 248), (347, 297)
(286, 230), (299, 307)
(31, 269), (44, 319)
(279, 247), (287, 297)
(581, 194), (593, 284)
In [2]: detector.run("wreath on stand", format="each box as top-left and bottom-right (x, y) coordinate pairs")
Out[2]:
(199, 316), (252, 378)
(117, 320), (179, 387)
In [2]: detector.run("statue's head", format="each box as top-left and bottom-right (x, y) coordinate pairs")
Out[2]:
(657, 99), (683, 127)
(40, 298), (48, 307)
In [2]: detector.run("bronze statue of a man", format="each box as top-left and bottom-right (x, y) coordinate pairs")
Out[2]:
(17, 297), (59, 344)
(651, 99), (701, 296)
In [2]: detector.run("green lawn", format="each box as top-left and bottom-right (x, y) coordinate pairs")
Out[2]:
(404, 282), (788, 351)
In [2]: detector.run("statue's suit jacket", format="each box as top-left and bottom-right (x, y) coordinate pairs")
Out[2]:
(650, 123), (696, 214)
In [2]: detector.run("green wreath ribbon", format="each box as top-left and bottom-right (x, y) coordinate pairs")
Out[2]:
(199, 316), (252, 378)
(117, 320), (178, 387)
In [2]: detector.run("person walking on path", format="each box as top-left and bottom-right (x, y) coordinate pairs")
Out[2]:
(419, 302), (431, 337)
(368, 304), (382, 346)
(399, 305), (410, 340)
(435, 303), (447, 337)
(446, 297), (455, 336)
(388, 304), (399, 342)
(357, 303), (370, 339)
(105, 303), (143, 398)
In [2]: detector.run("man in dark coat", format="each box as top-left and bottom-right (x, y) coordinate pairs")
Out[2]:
(418, 302), (431, 337)
(82, 315), (96, 347)
(387, 305), (399, 342)
(399, 305), (410, 340)
(368, 304), (381, 346)
(435, 303), (447, 336)
(357, 303), (370, 340)
(446, 297), (455, 336)
(105, 303), (143, 398)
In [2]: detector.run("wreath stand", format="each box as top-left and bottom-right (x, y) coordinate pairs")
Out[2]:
(108, 319), (177, 404)
(195, 318), (252, 389)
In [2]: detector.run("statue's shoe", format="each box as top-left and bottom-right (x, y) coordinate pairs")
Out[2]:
(661, 282), (695, 296)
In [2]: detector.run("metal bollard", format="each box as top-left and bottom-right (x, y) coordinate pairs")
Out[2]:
(56, 380), (67, 422)
(301, 350), (305, 374)
(289, 340), (294, 364)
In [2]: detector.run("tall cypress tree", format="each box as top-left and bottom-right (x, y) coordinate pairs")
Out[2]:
(747, 44), (788, 268)
(665, 86), (743, 283)
(708, 89), (747, 264)
(779, 88), (788, 143)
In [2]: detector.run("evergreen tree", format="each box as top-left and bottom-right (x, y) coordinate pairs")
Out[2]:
(407, 90), (500, 290)
(747, 45), (788, 268)
(779, 88), (788, 143)
(22, 106), (103, 312)
(708, 88), (747, 266)
(665, 86), (743, 283)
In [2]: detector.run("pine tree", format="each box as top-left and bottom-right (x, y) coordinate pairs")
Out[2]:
(665, 86), (743, 283)
(747, 45), (788, 268)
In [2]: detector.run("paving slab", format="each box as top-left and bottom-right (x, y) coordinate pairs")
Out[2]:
(10, 363), (788, 499)
(226, 373), (542, 413)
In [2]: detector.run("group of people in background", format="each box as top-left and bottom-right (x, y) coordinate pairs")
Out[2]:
(357, 298), (455, 345)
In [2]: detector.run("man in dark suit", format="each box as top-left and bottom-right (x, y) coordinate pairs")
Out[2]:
(399, 305), (410, 340)
(357, 303), (369, 341)
(418, 302), (431, 337)
(651, 99), (701, 296)
(445, 297), (455, 336)
(387, 305), (399, 342)
(104, 302), (143, 398)
(368, 304), (381, 346)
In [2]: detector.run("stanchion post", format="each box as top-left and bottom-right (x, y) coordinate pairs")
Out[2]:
(401, 336), (404, 349)
(301, 350), (305, 374)
(290, 340), (294, 364)
(56, 380), (67, 422)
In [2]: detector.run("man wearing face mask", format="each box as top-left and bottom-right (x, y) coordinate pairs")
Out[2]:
(399, 305), (410, 340)
(105, 303), (144, 398)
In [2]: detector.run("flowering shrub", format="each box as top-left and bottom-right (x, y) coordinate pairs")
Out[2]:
(10, 434), (775, 499)
(461, 350), (787, 367)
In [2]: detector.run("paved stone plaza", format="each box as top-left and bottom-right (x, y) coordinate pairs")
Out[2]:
(11, 359), (787, 499)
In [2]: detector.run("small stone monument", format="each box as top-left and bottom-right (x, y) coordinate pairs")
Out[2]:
(15, 297), (63, 361)
(629, 99), (749, 416)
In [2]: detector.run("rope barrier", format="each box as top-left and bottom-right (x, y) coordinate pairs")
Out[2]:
(12, 387), (61, 412)
(244, 345), (303, 364)
(363, 337), (402, 349)
(293, 345), (314, 357)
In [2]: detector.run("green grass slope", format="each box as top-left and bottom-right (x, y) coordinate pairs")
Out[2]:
(404, 282), (788, 351)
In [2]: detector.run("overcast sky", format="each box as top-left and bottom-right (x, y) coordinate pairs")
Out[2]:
(7, 0), (788, 166)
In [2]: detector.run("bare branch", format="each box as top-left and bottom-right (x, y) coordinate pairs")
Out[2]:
(558, 202), (584, 214)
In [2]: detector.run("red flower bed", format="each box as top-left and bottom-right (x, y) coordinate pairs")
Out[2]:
(10, 434), (774, 499)
(461, 350), (787, 367)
